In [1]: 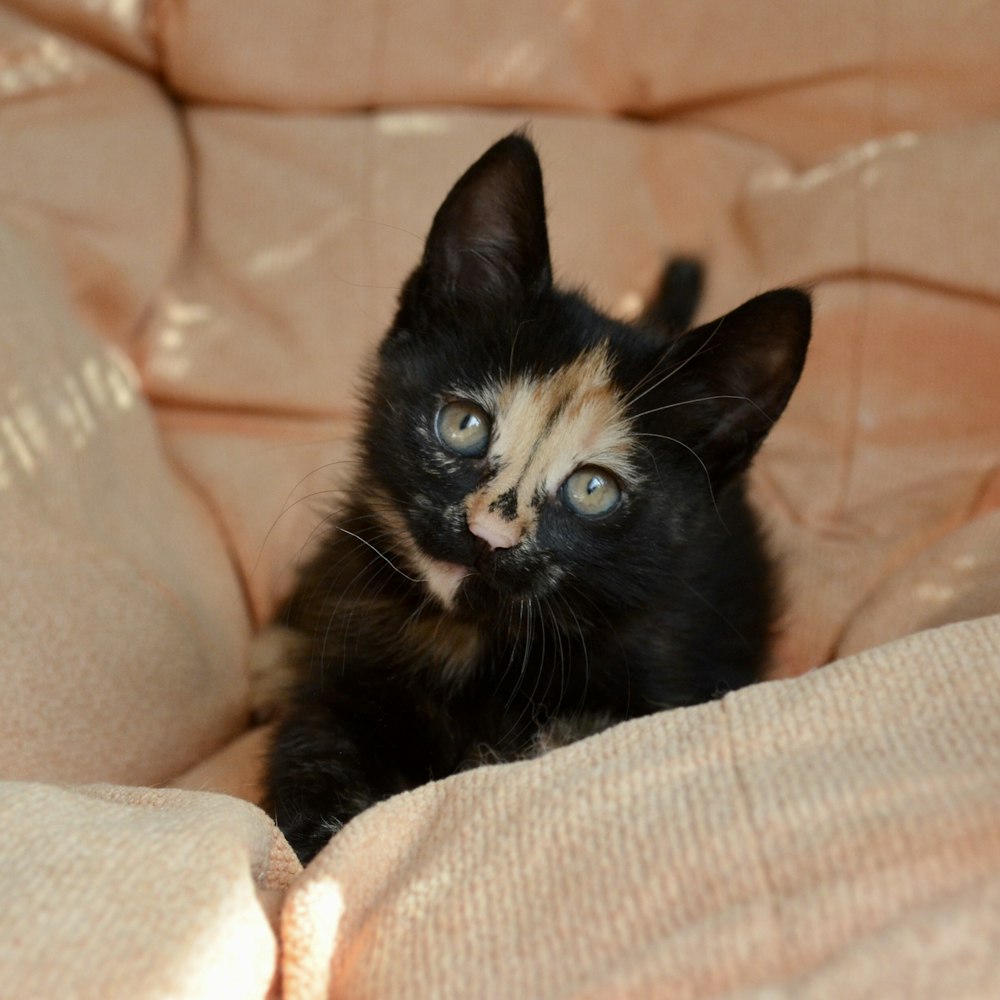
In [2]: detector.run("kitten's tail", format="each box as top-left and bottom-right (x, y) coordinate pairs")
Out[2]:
(640, 256), (704, 336)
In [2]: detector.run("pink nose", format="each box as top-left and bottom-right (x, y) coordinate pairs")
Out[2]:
(468, 509), (522, 550)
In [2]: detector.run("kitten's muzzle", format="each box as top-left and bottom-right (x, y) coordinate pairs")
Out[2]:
(467, 505), (523, 551)
(470, 538), (543, 599)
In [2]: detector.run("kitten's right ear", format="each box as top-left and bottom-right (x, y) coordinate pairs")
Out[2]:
(652, 287), (812, 486)
(411, 133), (553, 307)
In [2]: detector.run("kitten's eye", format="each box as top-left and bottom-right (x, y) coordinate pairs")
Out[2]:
(562, 466), (622, 518)
(436, 400), (492, 457)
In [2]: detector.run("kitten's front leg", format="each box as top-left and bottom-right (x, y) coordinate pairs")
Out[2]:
(267, 683), (437, 863)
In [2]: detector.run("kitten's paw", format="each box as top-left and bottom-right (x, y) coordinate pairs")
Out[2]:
(247, 625), (307, 722)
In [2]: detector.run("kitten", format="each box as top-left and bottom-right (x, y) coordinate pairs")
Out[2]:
(265, 133), (811, 863)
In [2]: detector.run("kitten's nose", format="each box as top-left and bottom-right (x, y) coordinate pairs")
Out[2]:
(467, 509), (522, 551)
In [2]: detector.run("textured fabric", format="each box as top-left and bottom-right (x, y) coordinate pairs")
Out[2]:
(282, 616), (1000, 1000)
(0, 195), (249, 785)
(1, 0), (999, 996)
(0, 783), (300, 1000)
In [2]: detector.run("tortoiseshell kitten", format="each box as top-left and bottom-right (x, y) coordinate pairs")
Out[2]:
(265, 133), (811, 863)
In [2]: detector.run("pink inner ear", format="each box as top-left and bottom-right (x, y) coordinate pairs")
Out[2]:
(761, 343), (792, 380)
(676, 288), (811, 417)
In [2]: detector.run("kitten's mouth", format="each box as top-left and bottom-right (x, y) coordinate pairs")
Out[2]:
(424, 551), (549, 618)
(374, 500), (531, 613)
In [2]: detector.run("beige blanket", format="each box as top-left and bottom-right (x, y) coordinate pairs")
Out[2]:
(2, 619), (998, 998)
(1, 1), (998, 996)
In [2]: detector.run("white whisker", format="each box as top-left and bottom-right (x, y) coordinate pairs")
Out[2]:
(334, 526), (421, 583)
(634, 432), (720, 518)
(631, 393), (772, 423)
(625, 317), (726, 406)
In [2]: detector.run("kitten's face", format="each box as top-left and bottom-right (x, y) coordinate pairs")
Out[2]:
(360, 135), (810, 624)
(373, 334), (646, 617)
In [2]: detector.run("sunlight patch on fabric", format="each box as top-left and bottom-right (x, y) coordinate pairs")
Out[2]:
(0, 347), (138, 492)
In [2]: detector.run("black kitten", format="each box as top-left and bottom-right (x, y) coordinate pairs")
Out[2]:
(265, 133), (811, 863)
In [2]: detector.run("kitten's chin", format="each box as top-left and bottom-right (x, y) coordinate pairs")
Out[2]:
(370, 500), (472, 611)
(420, 557), (471, 610)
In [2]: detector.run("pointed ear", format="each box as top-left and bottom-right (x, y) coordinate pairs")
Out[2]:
(417, 133), (552, 304)
(653, 288), (811, 485)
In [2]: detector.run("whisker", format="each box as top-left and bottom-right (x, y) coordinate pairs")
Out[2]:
(560, 579), (628, 669)
(624, 317), (727, 406)
(503, 597), (535, 716)
(631, 393), (773, 423)
(310, 551), (391, 682)
(634, 431), (720, 520)
(251, 472), (355, 580)
(493, 597), (526, 700)
(330, 561), (394, 675)
(334, 526), (421, 583)
(276, 509), (397, 589)
(507, 318), (529, 382)
(670, 571), (752, 651)
(542, 592), (567, 711)
(551, 589), (589, 715)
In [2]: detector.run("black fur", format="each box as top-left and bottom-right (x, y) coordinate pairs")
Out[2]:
(266, 133), (811, 863)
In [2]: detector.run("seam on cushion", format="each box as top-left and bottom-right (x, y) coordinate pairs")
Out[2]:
(153, 429), (257, 628)
(649, 63), (871, 123)
(361, 114), (374, 344)
(829, 2), (889, 523)
(826, 466), (1000, 657)
(790, 267), (1000, 311)
(370, 0), (389, 108)
(146, 0), (181, 94)
(967, 464), (1000, 520)
(362, 0), (390, 331)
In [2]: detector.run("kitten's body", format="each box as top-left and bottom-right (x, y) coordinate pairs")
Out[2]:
(266, 135), (811, 863)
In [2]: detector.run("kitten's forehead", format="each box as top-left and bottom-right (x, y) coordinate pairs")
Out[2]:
(495, 346), (635, 486)
(460, 344), (636, 537)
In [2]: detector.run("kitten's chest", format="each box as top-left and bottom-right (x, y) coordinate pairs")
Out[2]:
(431, 670), (620, 770)
(401, 611), (482, 687)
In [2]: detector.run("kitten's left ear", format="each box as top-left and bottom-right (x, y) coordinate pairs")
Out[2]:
(417, 132), (552, 304)
(654, 288), (812, 485)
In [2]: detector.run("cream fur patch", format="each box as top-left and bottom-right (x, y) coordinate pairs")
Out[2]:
(372, 499), (469, 609)
(462, 345), (636, 541)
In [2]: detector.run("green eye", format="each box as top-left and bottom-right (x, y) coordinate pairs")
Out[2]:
(562, 466), (622, 518)
(436, 400), (491, 457)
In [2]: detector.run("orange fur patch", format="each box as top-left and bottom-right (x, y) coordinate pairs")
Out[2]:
(463, 345), (636, 541)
